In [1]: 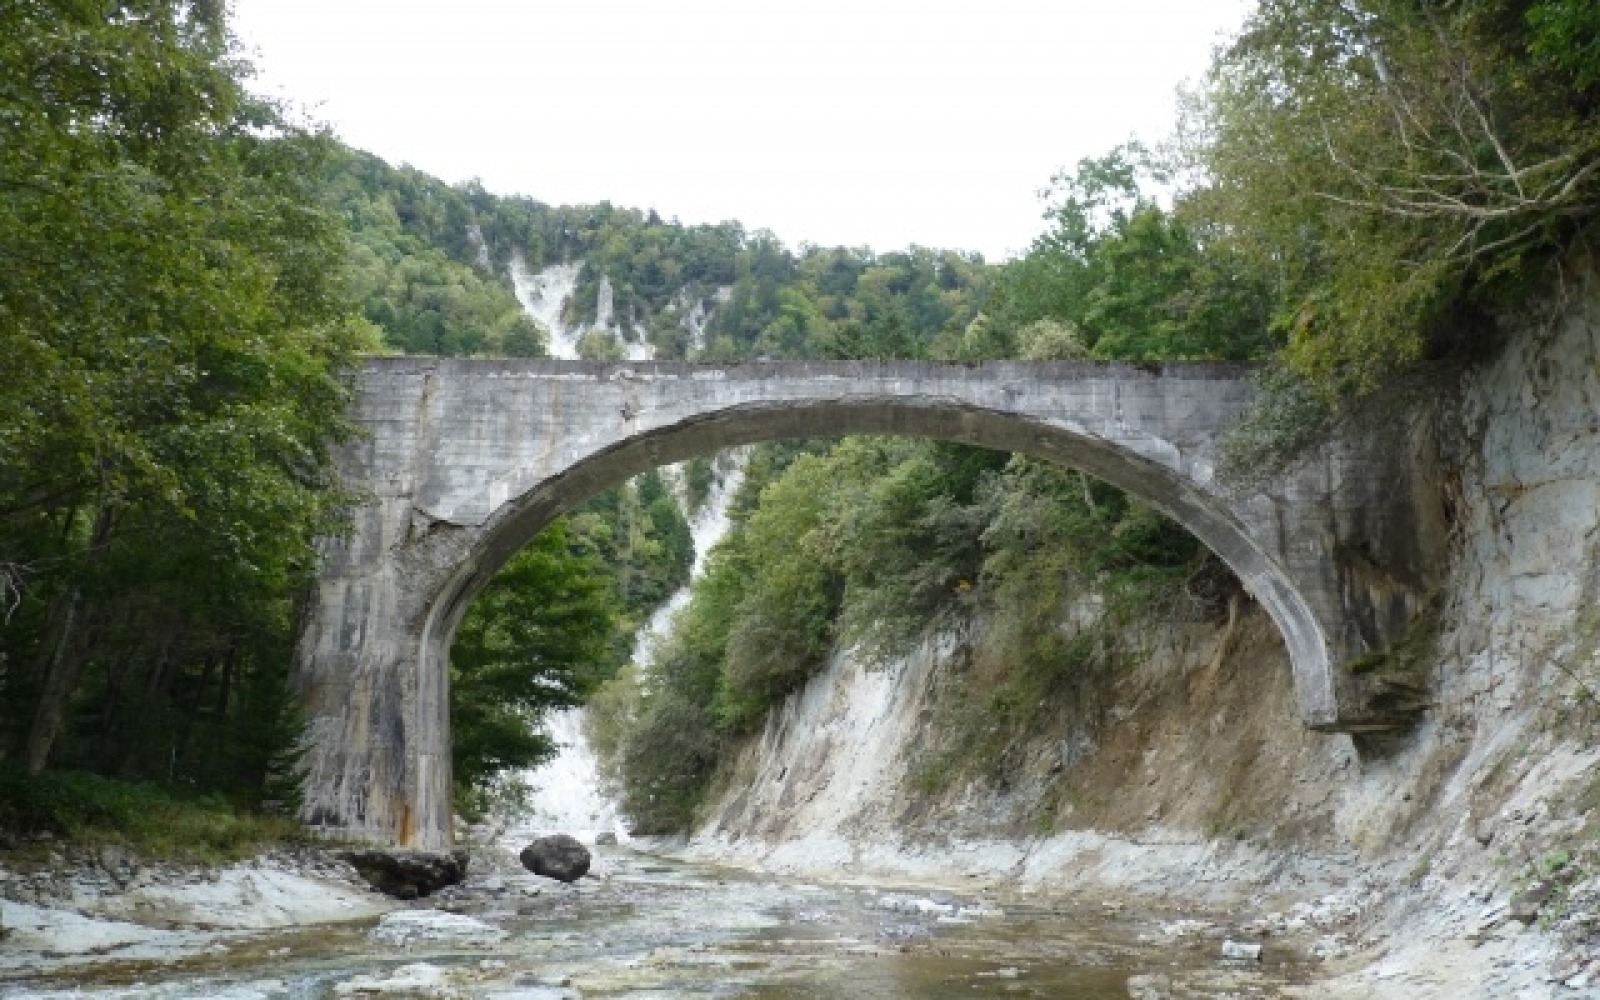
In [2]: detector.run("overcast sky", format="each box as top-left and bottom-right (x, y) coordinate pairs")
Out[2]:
(229, 0), (1250, 262)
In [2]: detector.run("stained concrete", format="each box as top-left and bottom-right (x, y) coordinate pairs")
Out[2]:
(295, 359), (1437, 848)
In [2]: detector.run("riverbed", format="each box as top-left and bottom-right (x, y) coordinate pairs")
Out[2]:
(0, 845), (1315, 999)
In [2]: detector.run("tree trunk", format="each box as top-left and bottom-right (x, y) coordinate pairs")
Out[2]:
(23, 503), (115, 774)
(24, 589), (83, 774)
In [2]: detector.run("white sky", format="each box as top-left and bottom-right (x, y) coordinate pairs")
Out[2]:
(229, 0), (1250, 262)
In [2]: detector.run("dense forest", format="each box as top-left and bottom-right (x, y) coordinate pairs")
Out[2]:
(1, 0), (1596, 844)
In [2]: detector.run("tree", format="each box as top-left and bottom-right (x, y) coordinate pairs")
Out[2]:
(0, 1), (361, 783)
(450, 520), (620, 803)
(990, 146), (1274, 364)
(1191, 0), (1600, 395)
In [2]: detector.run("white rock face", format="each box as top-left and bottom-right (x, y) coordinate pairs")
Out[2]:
(503, 449), (747, 845)
(505, 706), (625, 845)
(507, 257), (582, 359)
(630, 449), (747, 670)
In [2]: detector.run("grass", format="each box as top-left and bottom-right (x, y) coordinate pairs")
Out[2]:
(0, 763), (305, 864)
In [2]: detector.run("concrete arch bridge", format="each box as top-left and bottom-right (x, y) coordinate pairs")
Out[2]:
(296, 357), (1440, 849)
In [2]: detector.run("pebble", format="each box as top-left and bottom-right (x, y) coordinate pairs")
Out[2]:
(1221, 939), (1263, 961)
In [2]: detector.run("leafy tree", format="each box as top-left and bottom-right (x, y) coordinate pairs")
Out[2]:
(450, 520), (618, 804)
(1190, 0), (1600, 395)
(0, 0), (361, 793)
(988, 146), (1274, 363)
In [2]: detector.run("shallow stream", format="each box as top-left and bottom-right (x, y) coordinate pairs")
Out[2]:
(2, 847), (1314, 999)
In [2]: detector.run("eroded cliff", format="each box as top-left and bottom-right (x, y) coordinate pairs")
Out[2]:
(681, 257), (1600, 996)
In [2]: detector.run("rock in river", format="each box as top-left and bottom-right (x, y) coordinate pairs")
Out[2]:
(338, 848), (469, 899)
(519, 835), (591, 883)
(370, 910), (508, 947)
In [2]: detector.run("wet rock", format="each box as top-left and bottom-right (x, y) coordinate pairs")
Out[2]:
(1509, 879), (1556, 922)
(95, 844), (139, 889)
(337, 848), (469, 899)
(1126, 973), (1173, 999)
(519, 835), (591, 883)
(594, 831), (618, 846)
(873, 893), (956, 916)
(499, 976), (581, 999)
(333, 961), (452, 994)
(1565, 959), (1600, 991)
(1220, 939), (1263, 961)
(370, 909), (508, 947)
(513, 973), (573, 987)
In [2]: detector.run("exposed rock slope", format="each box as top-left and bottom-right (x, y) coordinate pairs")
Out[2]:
(683, 257), (1600, 996)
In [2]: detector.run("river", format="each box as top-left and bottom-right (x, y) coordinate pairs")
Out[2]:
(1, 843), (1314, 999)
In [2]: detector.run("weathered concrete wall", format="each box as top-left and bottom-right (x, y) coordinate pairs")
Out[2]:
(295, 359), (1430, 848)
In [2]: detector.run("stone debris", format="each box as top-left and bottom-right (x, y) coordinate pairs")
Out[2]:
(1125, 973), (1173, 1000)
(1220, 939), (1263, 961)
(369, 909), (508, 947)
(870, 892), (1001, 920)
(333, 961), (454, 995)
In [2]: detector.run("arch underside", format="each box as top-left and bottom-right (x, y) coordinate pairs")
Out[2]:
(423, 398), (1336, 729)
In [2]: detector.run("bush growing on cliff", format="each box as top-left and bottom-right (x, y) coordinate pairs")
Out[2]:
(1187, 0), (1600, 399)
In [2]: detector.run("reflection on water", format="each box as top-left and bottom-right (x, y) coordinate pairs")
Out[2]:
(2, 848), (1313, 999)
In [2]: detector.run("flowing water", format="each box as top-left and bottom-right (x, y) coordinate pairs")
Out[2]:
(0, 846), (1314, 999)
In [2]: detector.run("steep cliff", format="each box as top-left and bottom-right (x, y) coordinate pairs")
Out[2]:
(682, 257), (1600, 995)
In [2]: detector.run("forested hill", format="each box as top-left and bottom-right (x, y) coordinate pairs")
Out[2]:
(323, 146), (996, 365)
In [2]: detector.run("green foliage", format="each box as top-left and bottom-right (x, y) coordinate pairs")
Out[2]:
(714, 455), (845, 728)
(1527, 0), (1600, 90)
(0, 763), (303, 862)
(605, 441), (1212, 831)
(829, 441), (998, 657)
(0, 0), (361, 800)
(682, 457), (716, 516)
(614, 689), (724, 834)
(984, 146), (1275, 364)
(326, 151), (545, 357)
(568, 470), (694, 622)
(450, 520), (619, 803)
(1190, 0), (1600, 398)
(703, 245), (992, 362)
(1216, 365), (1337, 486)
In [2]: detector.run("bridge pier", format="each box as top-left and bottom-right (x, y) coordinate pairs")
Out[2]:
(294, 359), (1440, 849)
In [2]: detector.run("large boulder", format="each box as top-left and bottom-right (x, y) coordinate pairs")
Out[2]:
(338, 848), (469, 899)
(519, 835), (591, 883)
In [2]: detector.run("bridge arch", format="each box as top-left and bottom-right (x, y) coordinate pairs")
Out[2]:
(296, 358), (1408, 849)
(421, 399), (1332, 741)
